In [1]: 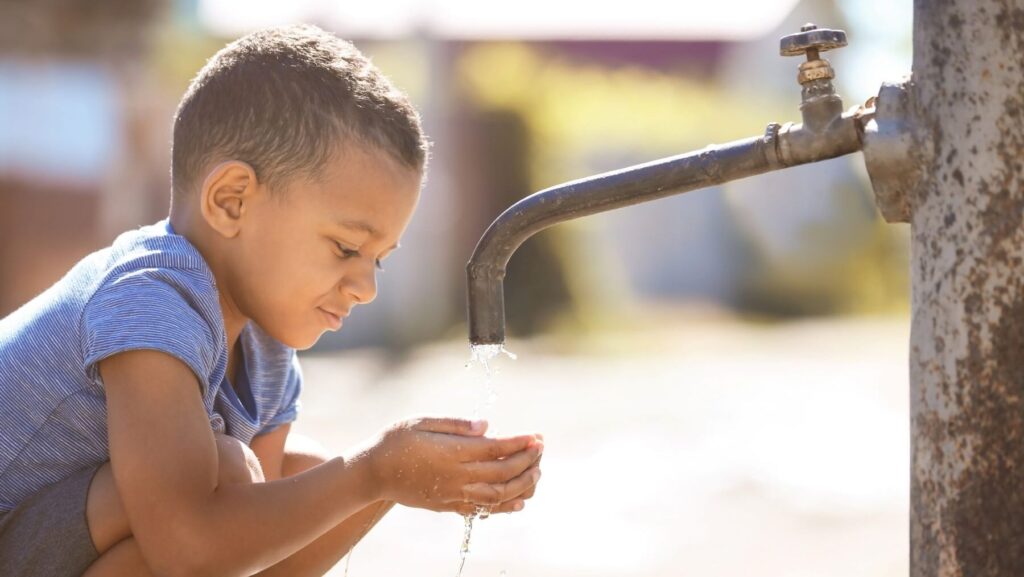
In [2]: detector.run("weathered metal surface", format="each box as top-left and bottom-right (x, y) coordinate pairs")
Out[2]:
(910, 0), (1024, 575)
(861, 79), (920, 223)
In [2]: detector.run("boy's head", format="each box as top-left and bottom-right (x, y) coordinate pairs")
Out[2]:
(169, 25), (428, 350)
(171, 23), (427, 200)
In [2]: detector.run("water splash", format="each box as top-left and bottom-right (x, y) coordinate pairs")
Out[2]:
(466, 344), (517, 421)
(467, 343), (518, 369)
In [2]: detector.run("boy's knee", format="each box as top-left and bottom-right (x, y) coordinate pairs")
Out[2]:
(281, 433), (330, 478)
(86, 435), (262, 556)
(214, 433), (264, 486)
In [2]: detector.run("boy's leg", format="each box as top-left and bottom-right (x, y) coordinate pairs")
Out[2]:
(83, 433), (393, 577)
(0, 465), (104, 577)
(83, 432), (265, 576)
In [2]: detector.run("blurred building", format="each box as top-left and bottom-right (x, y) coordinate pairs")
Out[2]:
(0, 0), (173, 313)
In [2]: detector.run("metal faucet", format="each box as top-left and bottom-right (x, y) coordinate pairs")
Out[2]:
(466, 24), (877, 345)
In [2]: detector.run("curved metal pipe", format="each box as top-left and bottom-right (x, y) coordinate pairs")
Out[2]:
(467, 107), (871, 344)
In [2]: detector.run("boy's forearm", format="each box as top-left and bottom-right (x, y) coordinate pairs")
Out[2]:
(254, 500), (396, 577)
(183, 453), (380, 576)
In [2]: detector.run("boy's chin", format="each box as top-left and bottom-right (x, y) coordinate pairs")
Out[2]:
(292, 331), (327, 351)
(266, 326), (329, 351)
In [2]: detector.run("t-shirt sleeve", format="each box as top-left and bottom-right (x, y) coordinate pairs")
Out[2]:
(80, 268), (221, 396)
(259, 351), (303, 435)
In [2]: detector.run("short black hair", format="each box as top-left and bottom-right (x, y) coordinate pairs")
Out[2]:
(171, 24), (428, 200)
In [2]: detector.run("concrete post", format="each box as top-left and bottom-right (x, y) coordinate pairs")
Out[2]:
(910, 0), (1024, 575)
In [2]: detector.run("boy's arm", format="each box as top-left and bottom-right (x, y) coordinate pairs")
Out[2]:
(250, 426), (396, 577)
(103, 349), (542, 577)
(102, 349), (379, 577)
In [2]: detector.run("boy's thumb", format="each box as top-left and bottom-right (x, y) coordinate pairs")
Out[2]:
(413, 417), (488, 436)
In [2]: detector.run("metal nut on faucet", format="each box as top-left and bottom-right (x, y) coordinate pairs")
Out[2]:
(798, 59), (835, 84)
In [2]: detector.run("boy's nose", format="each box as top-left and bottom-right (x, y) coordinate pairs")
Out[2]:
(342, 262), (378, 305)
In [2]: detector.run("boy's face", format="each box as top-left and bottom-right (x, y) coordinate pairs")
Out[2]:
(227, 146), (421, 350)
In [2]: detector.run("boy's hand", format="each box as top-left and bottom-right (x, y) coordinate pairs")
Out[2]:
(364, 417), (543, 516)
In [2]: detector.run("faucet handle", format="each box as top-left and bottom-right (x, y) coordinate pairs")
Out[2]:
(780, 23), (848, 61)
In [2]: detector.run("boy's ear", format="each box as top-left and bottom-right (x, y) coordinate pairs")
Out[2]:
(199, 160), (260, 239)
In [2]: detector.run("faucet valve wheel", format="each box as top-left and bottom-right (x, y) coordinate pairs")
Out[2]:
(781, 23), (848, 86)
(780, 23), (848, 61)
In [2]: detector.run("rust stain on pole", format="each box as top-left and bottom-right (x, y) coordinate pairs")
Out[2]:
(911, 0), (1024, 575)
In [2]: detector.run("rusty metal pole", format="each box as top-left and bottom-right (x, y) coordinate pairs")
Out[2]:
(910, 0), (1024, 575)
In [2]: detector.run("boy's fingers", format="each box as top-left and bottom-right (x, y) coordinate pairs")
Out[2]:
(520, 479), (537, 500)
(489, 499), (526, 514)
(462, 464), (542, 506)
(465, 444), (541, 483)
(461, 434), (540, 462)
(411, 417), (487, 436)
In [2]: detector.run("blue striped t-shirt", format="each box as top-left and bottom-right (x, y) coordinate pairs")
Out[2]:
(0, 219), (302, 513)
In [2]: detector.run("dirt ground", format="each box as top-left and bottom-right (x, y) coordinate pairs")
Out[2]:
(292, 312), (910, 577)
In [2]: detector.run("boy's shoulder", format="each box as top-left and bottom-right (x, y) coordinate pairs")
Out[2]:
(95, 219), (216, 291)
(0, 218), (230, 394)
(68, 219), (223, 327)
(75, 219), (228, 376)
(1, 219), (217, 331)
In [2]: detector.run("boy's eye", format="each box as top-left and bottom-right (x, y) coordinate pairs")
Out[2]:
(335, 241), (385, 272)
(335, 242), (360, 259)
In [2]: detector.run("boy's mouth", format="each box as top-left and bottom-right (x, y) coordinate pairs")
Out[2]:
(317, 307), (345, 331)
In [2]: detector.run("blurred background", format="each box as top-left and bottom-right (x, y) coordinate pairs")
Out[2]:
(0, 0), (913, 575)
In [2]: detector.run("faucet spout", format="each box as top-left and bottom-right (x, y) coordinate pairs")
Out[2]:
(467, 107), (870, 344)
(467, 23), (871, 345)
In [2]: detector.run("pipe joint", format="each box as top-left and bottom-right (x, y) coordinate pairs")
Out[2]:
(860, 78), (924, 223)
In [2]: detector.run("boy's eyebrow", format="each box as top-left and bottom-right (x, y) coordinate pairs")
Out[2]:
(335, 218), (400, 250)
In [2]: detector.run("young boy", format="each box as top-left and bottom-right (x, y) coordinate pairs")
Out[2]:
(0, 24), (543, 576)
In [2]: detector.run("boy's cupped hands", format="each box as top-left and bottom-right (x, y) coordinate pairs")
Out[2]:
(361, 417), (543, 516)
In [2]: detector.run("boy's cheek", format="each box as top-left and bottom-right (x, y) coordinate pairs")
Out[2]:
(254, 308), (325, 350)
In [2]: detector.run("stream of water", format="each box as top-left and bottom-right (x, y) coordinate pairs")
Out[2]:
(454, 344), (517, 577)
(342, 343), (516, 577)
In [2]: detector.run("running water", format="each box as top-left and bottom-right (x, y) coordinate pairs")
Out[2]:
(455, 343), (517, 577)
(466, 344), (517, 420)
